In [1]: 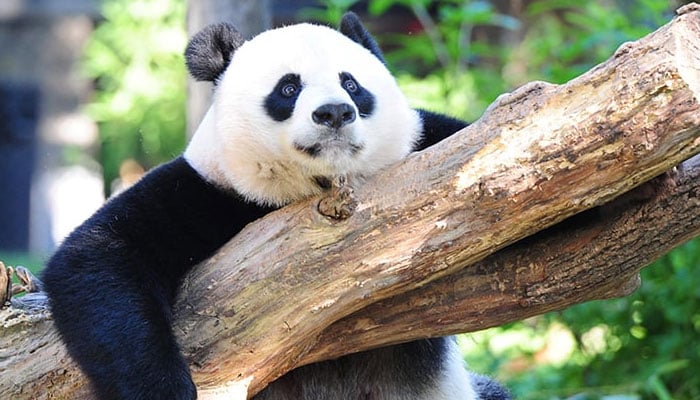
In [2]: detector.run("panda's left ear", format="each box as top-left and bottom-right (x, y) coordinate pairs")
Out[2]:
(339, 12), (386, 64)
(185, 22), (245, 83)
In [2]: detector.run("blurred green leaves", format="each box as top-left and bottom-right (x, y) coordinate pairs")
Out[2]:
(82, 0), (187, 195)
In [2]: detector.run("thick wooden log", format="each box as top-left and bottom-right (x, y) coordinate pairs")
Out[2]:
(1, 4), (699, 399)
(303, 156), (700, 365)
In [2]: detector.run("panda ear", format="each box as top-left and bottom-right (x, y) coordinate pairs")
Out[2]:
(185, 22), (246, 83)
(339, 12), (386, 64)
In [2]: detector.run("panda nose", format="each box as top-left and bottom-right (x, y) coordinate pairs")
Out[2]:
(312, 103), (356, 129)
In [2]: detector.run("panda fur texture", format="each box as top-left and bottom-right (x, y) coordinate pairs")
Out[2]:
(42, 12), (510, 400)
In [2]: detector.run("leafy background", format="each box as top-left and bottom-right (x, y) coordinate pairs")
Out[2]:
(8, 0), (699, 399)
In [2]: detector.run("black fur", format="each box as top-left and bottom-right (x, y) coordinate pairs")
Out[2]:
(185, 22), (245, 83)
(312, 103), (356, 129)
(254, 338), (450, 399)
(415, 109), (469, 151)
(339, 71), (375, 118)
(264, 73), (303, 121)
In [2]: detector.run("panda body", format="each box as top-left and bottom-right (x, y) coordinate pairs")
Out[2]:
(254, 337), (481, 400)
(42, 13), (509, 400)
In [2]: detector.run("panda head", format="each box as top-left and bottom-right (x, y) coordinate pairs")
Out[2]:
(184, 13), (421, 207)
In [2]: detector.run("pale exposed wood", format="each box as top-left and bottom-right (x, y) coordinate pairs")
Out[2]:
(303, 156), (700, 365)
(1, 5), (700, 400)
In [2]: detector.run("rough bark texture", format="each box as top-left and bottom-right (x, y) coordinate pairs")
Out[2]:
(303, 158), (700, 365)
(1, 4), (700, 400)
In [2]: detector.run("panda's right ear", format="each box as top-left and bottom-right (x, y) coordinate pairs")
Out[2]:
(185, 22), (245, 83)
(339, 12), (386, 64)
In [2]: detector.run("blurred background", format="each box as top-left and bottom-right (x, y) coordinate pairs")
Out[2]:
(0, 0), (697, 398)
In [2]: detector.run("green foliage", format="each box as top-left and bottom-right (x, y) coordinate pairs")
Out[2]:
(509, 0), (675, 85)
(401, 2), (518, 119)
(469, 238), (700, 400)
(375, 0), (519, 119)
(298, 0), (363, 24)
(82, 0), (187, 195)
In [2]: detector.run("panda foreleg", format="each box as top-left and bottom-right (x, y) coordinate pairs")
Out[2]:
(43, 157), (276, 399)
(41, 160), (217, 400)
(44, 247), (196, 399)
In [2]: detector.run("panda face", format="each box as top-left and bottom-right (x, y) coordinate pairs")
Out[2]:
(185, 22), (421, 207)
(262, 71), (370, 157)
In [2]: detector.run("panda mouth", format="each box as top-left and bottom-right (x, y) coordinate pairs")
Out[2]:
(294, 142), (323, 157)
(293, 140), (364, 158)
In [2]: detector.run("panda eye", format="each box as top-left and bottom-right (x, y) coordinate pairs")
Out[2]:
(281, 83), (298, 97)
(343, 78), (358, 93)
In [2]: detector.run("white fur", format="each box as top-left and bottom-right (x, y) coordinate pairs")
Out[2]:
(429, 340), (481, 400)
(185, 23), (422, 206)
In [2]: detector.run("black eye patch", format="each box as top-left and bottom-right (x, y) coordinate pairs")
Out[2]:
(339, 72), (375, 118)
(264, 73), (302, 122)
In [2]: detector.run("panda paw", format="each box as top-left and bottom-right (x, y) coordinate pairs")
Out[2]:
(317, 175), (358, 220)
(89, 351), (197, 400)
(108, 374), (197, 400)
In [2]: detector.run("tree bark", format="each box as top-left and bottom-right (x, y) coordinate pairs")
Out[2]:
(1, 4), (700, 400)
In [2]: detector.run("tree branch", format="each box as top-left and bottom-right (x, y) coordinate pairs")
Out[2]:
(1, 4), (700, 400)
(303, 155), (700, 365)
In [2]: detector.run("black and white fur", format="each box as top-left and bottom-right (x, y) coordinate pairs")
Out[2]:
(43, 13), (509, 400)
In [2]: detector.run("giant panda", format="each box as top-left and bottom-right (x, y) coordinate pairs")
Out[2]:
(42, 12), (510, 400)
